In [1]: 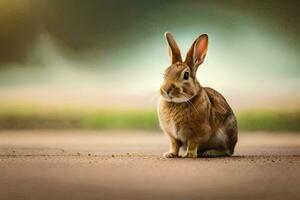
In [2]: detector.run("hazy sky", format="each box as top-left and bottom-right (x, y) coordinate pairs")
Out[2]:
(0, 0), (299, 109)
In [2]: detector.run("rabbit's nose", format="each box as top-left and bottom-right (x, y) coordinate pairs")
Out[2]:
(161, 88), (172, 96)
(167, 84), (177, 95)
(167, 88), (172, 96)
(161, 83), (175, 97)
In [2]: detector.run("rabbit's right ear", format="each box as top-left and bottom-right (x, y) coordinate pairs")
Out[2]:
(184, 34), (208, 76)
(165, 32), (182, 64)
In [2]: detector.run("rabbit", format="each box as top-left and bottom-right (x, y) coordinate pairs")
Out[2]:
(158, 32), (238, 158)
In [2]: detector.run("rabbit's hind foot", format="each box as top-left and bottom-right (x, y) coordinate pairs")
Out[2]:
(201, 149), (231, 157)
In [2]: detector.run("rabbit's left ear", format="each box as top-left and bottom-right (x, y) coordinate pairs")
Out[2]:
(165, 32), (182, 64)
(185, 34), (208, 75)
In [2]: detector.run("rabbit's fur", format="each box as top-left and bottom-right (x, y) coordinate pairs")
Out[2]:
(158, 32), (238, 158)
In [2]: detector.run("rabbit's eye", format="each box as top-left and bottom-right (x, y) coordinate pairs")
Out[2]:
(183, 72), (189, 80)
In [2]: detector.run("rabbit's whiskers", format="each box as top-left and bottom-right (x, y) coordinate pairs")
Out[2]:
(182, 94), (200, 115)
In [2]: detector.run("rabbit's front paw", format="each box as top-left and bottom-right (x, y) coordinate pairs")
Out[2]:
(183, 151), (197, 158)
(163, 152), (178, 158)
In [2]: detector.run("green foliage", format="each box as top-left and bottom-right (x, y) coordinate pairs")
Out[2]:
(81, 110), (158, 130)
(237, 111), (300, 132)
(0, 105), (299, 132)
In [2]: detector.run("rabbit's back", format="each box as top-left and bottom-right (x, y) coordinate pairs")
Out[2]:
(203, 87), (238, 153)
(203, 87), (233, 124)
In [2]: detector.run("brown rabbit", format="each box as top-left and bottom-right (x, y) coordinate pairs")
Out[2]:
(158, 32), (238, 158)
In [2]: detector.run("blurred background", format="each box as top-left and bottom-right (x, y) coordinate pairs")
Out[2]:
(0, 0), (299, 131)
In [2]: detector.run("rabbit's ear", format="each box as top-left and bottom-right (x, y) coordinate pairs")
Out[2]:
(185, 34), (208, 75)
(165, 32), (182, 64)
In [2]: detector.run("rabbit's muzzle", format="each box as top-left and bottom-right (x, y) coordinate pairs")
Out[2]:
(160, 83), (182, 101)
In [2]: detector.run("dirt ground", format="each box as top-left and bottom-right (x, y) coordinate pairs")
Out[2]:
(0, 130), (299, 200)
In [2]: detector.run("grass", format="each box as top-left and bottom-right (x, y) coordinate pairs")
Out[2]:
(0, 106), (159, 130)
(238, 111), (300, 132)
(0, 105), (299, 132)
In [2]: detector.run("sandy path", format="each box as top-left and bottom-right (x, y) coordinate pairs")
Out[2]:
(0, 130), (299, 200)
